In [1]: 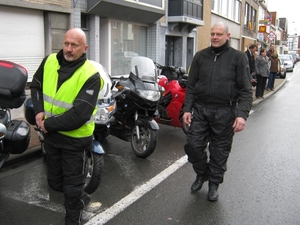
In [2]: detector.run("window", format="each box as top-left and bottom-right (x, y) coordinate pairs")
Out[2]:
(234, 1), (240, 22)
(252, 9), (256, 31)
(220, 0), (228, 17)
(111, 21), (148, 76)
(244, 3), (249, 27)
(211, 0), (240, 23)
(81, 14), (89, 29)
(244, 3), (256, 31)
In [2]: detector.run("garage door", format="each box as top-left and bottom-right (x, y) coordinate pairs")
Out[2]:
(0, 6), (44, 82)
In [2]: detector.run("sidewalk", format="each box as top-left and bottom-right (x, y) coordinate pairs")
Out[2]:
(252, 77), (287, 107)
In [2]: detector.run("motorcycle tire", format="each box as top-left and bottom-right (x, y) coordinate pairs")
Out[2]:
(84, 150), (104, 194)
(41, 143), (46, 155)
(131, 123), (157, 159)
(94, 132), (106, 144)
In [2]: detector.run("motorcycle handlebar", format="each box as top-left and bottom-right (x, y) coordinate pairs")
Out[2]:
(154, 62), (185, 75)
(154, 62), (175, 71)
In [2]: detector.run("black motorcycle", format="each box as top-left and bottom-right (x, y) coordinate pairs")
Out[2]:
(94, 56), (161, 158)
(0, 60), (31, 169)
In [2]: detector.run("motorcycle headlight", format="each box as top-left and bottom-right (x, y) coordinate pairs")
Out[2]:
(136, 89), (161, 102)
(94, 100), (116, 124)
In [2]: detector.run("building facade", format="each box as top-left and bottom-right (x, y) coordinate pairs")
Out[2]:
(82, 0), (203, 77)
(0, 0), (295, 82)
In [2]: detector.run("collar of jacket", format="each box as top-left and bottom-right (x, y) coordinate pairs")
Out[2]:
(210, 40), (229, 54)
(55, 50), (88, 90)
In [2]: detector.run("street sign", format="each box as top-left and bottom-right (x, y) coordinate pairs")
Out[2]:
(259, 26), (266, 33)
(266, 31), (276, 41)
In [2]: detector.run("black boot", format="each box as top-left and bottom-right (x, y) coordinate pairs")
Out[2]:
(207, 182), (219, 201)
(191, 176), (207, 193)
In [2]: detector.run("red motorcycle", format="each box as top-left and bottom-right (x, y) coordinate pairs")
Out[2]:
(154, 62), (189, 134)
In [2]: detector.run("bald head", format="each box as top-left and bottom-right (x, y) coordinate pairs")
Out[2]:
(63, 28), (88, 62)
(65, 28), (87, 45)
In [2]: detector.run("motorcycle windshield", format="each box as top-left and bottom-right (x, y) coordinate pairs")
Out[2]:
(130, 56), (156, 82)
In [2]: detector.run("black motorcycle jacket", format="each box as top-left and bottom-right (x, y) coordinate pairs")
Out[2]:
(184, 42), (252, 120)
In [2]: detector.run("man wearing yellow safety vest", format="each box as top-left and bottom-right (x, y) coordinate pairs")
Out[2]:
(30, 28), (103, 225)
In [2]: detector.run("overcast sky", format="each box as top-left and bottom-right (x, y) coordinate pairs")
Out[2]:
(266, 0), (298, 34)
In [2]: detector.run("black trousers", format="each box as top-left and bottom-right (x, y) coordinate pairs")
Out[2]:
(185, 103), (236, 184)
(45, 143), (88, 225)
(255, 74), (267, 97)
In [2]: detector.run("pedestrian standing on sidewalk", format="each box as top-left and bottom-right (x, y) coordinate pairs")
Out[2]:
(266, 49), (280, 91)
(182, 22), (252, 201)
(30, 28), (103, 224)
(255, 48), (270, 99)
(267, 43), (275, 58)
(245, 44), (258, 86)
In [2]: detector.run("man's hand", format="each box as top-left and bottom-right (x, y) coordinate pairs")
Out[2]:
(232, 117), (246, 132)
(35, 112), (48, 133)
(183, 112), (192, 125)
(40, 120), (48, 133)
(35, 112), (44, 128)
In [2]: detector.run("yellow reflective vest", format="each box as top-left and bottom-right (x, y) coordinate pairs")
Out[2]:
(43, 54), (98, 138)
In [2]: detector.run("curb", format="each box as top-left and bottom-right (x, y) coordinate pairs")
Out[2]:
(252, 78), (287, 107)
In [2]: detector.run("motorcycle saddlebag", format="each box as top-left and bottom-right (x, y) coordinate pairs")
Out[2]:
(4, 120), (31, 154)
(0, 60), (28, 108)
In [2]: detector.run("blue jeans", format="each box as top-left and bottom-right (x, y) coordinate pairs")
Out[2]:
(267, 72), (276, 89)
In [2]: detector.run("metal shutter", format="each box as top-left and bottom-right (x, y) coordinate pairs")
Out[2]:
(0, 6), (44, 82)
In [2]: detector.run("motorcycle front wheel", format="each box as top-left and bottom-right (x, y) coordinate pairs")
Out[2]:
(84, 150), (104, 194)
(131, 124), (157, 159)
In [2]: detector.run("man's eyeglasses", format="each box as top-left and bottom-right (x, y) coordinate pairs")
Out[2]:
(64, 42), (79, 50)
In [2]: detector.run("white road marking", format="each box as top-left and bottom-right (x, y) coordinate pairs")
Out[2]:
(85, 155), (188, 225)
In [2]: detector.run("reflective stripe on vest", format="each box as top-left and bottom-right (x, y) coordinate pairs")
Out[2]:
(43, 54), (98, 138)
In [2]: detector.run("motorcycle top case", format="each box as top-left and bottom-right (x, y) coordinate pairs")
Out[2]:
(4, 120), (31, 154)
(0, 60), (28, 108)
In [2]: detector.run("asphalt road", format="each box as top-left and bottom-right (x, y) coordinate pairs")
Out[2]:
(0, 66), (299, 225)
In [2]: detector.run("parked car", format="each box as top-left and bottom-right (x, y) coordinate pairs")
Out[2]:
(294, 56), (300, 65)
(277, 57), (287, 79)
(278, 54), (293, 72)
(287, 53), (299, 66)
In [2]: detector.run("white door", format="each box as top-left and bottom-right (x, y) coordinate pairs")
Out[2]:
(0, 6), (44, 82)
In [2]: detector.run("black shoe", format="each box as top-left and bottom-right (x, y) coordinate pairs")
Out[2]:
(191, 176), (207, 193)
(207, 182), (219, 201)
(81, 193), (92, 207)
